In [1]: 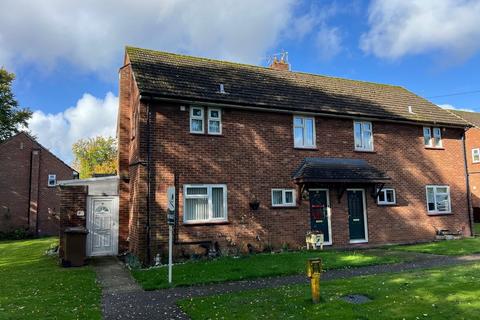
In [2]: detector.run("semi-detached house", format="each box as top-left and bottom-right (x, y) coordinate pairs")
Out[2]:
(115, 46), (472, 264)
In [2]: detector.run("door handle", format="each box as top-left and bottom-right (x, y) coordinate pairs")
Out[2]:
(353, 218), (360, 222)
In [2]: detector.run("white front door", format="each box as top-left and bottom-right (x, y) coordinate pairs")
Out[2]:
(87, 196), (119, 256)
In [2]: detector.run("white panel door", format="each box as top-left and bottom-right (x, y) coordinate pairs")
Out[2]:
(87, 196), (118, 256)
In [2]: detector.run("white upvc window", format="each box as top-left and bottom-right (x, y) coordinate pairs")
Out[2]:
(426, 185), (451, 214)
(47, 174), (57, 187)
(354, 120), (373, 151)
(377, 188), (396, 205)
(183, 184), (227, 223)
(423, 127), (442, 148)
(190, 106), (204, 133)
(293, 116), (315, 148)
(472, 148), (480, 163)
(208, 108), (222, 135)
(271, 189), (296, 207)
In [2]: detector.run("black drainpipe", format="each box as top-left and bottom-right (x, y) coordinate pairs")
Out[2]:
(462, 129), (474, 236)
(146, 99), (152, 264)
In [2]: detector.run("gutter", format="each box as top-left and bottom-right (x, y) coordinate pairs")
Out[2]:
(462, 129), (474, 236)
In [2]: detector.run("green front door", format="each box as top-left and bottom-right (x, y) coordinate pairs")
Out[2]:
(309, 189), (330, 243)
(347, 190), (367, 242)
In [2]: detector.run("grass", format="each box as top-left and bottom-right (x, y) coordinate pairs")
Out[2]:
(132, 249), (402, 290)
(474, 223), (480, 236)
(0, 237), (101, 320)
(392, 237), (480, 256)
(179, 262), (480, 319)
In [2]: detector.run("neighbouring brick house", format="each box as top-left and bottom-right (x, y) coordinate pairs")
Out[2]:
(449, 110), (480, 223)
(0, 132), (77, 236)
(115, 46), (473, 264)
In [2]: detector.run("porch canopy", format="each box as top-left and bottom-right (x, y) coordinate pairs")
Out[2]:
(293, 158), (390, 200)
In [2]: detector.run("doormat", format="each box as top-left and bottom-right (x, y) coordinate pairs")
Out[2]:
(340, 294), (371, 304)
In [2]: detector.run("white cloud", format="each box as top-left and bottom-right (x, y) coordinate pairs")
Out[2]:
(28, 92), (118, 163)
(0, 0), (297, 74)
(316, 25), (342, 60)
(438, 103), (474, 112)
(360, 0), (480, 61)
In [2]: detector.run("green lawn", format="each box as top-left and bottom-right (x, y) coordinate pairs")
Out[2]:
(179, 262), (480, 319)
(0, 238), (101, 320)
(392, 237), (480, 256)
(132, 250), (402, 290)
(474, 223), (480, 236)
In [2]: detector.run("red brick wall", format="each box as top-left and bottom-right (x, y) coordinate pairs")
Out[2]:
(120, 99), (471, 263)
(465, 127), (480, 209)
(0, 133), (75, 236)
(58, 185), (87, 258)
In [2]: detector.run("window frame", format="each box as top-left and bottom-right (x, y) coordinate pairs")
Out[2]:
(47, 174), (57, 187)
(293, 115), (316, 149)
(271, 188), (296, 207)
(423, 126), (443, 148)
(183, 184), (228, 224)
(472, 148), (480, 163)
(354, 120), (374, 151)
(190, 106), (205, 134)
(207, 108), (222, 135)
(377, 188), (396, 205)
(425, 185), (451, 215)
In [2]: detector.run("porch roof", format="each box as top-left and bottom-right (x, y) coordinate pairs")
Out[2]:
(292, 158), (391, 184)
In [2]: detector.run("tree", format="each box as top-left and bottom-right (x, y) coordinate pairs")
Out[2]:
(72, 136), (118, 178)
(0, 68), (32, 142)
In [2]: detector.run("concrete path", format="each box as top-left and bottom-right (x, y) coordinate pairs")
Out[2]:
(93, 253), (480, 320)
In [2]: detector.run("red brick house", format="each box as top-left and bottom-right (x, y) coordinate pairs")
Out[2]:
(115, 46), (473, 264)
(0, 132), (77, 236)
(449, 110), (480, 224)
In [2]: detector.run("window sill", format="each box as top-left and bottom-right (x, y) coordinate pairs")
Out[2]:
(427, 212), (453, 216)
(183, 220), (229, 226)
(377, 203), (397, 207)
(294, 147), (318, 150)
(424, 147), (444, 150)
(189, 132), (223, 137)
(354, 149), (376, 153)
(271, 205), (298, 209)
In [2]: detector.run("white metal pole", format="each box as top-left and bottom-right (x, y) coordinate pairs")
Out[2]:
(168, 225), (173, 284)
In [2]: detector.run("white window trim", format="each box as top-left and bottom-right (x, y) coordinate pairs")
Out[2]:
(183, 184), (228, 224)
(354, 120), (374, 151)
(377, 188), (396, 205)
(424, 127), (443, 148)
(190, 106), (204, 134)
(293, 116), (316, 148)
(426, 185), (451, 215)
(207, 108), (222, 135)
(271, 189), (296, 207)
(47, 174), (57, 187)
(472, 148), (480, 163)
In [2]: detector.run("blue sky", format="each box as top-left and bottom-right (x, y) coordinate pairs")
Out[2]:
(2, 0), (480, 163)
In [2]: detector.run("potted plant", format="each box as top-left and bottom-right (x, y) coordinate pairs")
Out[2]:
(249, 196), (260, 210)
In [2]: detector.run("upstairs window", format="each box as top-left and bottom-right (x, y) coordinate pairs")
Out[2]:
(377, 188), (396, 205)
(208, 108), (222, 134)
(190, 106), (204, 133)
(293, 116), (315, 148)
(424, 127), (442, 148)
(354, 121), (373, 151)
(426, 185), (451, 214)
(184, 184), (227, 223)
(48, 174), (57, 187)
(271, 189), (296, 207)
(473, 148), (480, 163)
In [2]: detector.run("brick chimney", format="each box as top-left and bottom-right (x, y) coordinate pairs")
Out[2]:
(269, 56), (290, 71)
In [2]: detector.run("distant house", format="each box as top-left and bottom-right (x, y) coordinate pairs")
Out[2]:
(0, 132), (77, 236)
(449, 110), (480, 223)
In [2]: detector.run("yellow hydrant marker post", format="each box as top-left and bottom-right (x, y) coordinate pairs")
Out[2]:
(307, 258), (322, 304)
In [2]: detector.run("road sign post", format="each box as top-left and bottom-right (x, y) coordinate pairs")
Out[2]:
(167, 187), (175, 285)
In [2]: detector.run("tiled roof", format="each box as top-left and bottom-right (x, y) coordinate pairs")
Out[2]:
(448, 110), (480, 128)
(292, 158), (390, 184)
(126, 46), (468, 127)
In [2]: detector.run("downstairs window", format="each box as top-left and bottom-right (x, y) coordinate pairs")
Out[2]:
(183, 184), (227, 223)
